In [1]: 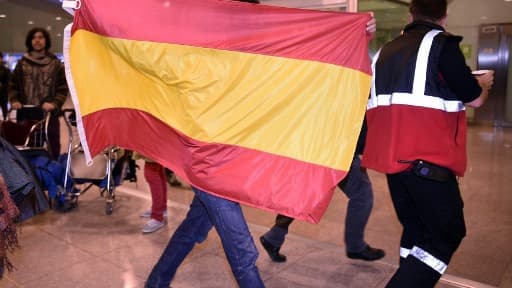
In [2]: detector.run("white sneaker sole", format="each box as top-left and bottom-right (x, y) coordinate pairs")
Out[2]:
(142, 222), (166, 234)
(140, 211), (168, 218)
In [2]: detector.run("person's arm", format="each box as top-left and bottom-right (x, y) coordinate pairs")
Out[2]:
(42, 61), (68, 111)
(7, 63), (22, 109)
(53, 62), (69, 108)
(438, 38), (493, 107)
(366, 12), (376, 35)
(0, 67), (9, 88)
(0, 68), (7, 101)
(466, 71), (494, 108)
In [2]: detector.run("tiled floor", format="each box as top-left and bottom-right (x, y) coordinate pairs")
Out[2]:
(1, 124), (511, 288)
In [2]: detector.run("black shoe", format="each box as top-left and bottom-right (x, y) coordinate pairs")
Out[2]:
(346, 245), (385, 261)
(259, 236), (287, 263)
(124, 159), (139, 182)
(165, 169), (182, 187)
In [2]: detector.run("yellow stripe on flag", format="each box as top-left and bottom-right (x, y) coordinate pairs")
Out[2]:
(70, 30), (370, 170)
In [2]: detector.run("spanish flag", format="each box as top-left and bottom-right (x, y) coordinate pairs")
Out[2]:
(64, 0), (372, 223)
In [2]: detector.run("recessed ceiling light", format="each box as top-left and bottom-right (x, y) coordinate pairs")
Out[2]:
(480, 16), (488, 20)
(505, 0), (512, 2)
(0, 14), (6, 18)
(28, 20), (34, 25)
(55, 16), (62, 21)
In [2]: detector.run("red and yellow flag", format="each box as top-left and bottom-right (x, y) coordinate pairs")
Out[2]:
(64, 0), (372, 223)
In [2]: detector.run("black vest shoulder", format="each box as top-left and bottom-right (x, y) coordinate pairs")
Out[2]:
(375, 23), (461, 101)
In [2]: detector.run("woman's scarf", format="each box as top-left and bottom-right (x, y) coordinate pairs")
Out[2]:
(0, 174), (19, 278)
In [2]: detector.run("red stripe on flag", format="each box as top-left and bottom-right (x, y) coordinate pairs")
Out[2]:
(83, 108), (345, 223)
(72, 0), (371, 74)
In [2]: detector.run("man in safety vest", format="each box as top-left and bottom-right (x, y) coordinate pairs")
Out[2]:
(363, 0), (494, 287)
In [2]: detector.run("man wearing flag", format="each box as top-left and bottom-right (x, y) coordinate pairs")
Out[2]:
(64, 0), (377, 286)
(144, 2), (377, 287)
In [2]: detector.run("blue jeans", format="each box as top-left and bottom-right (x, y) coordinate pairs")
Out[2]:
(145, 187), (264, 288)
(262, 155), (373, 253)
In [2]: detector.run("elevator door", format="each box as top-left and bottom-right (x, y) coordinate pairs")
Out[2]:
(476, 23), (512, 126)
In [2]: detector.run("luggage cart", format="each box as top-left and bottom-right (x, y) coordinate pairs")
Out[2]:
(61, 108), (127, 215)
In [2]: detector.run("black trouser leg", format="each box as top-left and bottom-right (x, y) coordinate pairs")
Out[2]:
(262, 214), (294, 247)
(386, 256), (441, 288)
(385, 171), (466, 287)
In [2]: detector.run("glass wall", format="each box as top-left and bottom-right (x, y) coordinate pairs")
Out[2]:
(358, 0), (409, 55)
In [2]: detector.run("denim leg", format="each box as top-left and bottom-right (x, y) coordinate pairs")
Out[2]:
(145, 194), (213, 288)
(262, 214), (294, 248)
(194, 188), (265, 288)
(338, 156), (373, 253)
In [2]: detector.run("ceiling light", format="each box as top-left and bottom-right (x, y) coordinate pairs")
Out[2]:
(28, 20), (34, 25)
(480, 16), (488, 20)
(56, 16), (62, 21)
(0, 14), (6, 18)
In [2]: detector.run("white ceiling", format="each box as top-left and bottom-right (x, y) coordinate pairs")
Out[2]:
(447, 0), (512, 27)
(0, 0), (511, 53)
(262, 0), (512, 29)
(0, 0), (73, 53)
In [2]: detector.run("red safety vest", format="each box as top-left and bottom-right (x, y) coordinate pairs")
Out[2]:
(363, 29), (468, 176)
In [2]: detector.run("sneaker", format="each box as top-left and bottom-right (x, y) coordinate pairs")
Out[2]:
(139, 209), (151, 218)
(142, 219), (166, 234)
(140, 209), (168, 218)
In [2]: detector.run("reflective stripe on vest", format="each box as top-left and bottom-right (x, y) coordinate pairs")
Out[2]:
(368, 30), (465, 113)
